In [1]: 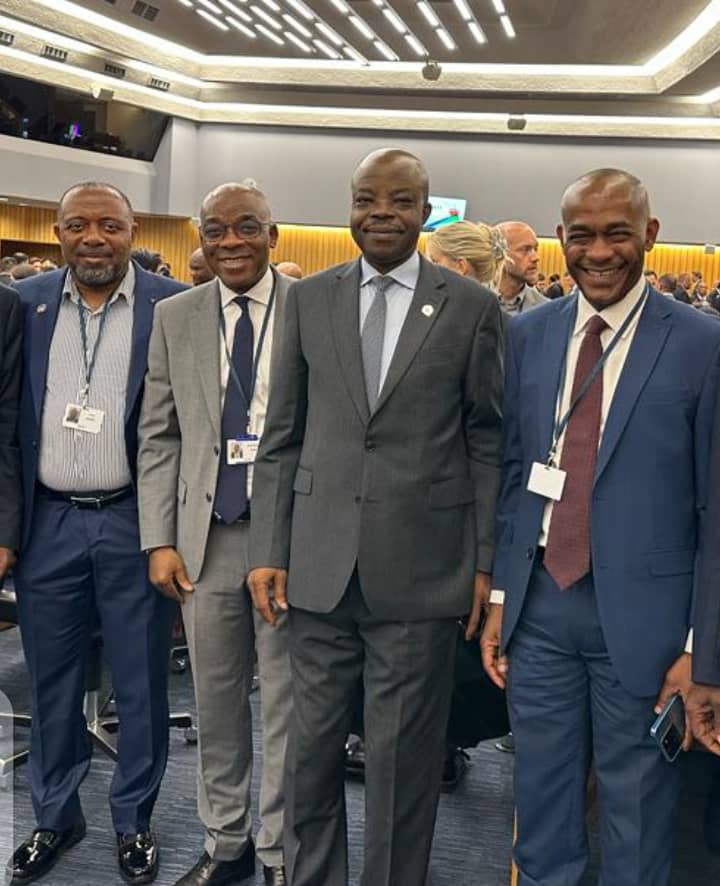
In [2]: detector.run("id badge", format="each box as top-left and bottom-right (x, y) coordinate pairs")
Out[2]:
(527, 461), (566, 502)
(227, 435), (259, 465)
(62, 402), (104, 434)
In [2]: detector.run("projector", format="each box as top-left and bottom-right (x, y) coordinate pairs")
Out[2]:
(507, 115), (527, 131)
(422, 60), (442, 81)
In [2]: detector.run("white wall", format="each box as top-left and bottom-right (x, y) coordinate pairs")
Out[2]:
(0, 119), (718, 244)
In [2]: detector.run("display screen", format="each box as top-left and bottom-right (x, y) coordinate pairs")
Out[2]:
(423, 196), (468, 231)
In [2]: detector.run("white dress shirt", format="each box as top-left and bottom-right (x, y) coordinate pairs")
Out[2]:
(218, 267), (276, 497)
(359, 252), (420, 392)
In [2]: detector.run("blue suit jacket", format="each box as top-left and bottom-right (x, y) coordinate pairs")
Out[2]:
(493, 288), (720, 697)
(16, 262), (186, 548)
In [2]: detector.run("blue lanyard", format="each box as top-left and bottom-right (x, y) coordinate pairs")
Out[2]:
(76, 295), (112, 406)
(547, 286), (649, 466)
(219, 277), (276, 417)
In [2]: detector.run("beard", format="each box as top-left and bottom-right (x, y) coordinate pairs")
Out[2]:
(71, 260), (125, 288)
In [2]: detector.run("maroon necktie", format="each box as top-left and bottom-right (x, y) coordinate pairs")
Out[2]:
(544, 314), (608, 590)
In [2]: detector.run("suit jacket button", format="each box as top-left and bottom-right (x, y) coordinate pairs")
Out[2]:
(365, 442), (375, 451)
(206, 493), (212, 502)
(526, 547), (534, 559)
(354, 496), (361, 503)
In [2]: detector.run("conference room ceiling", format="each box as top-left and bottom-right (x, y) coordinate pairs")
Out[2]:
(0, 0), (719, 138)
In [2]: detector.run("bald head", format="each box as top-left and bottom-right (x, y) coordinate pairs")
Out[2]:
(189, 247), (214, 286)
(200, 181), (271, 223)
(352, 149), (429, 203)
(557, 167), (659, 311)
(495, 220), (540, 297)
(560, 169), (650, 225)
(276, 261), (303, 279)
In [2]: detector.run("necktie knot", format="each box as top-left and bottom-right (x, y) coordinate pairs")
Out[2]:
(371, 275), (393, 296)
(234, 295), (250, 312)
(585, 315), (607, 337)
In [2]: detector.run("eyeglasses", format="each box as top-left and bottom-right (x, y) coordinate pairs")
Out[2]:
(200, 219), (272, 243)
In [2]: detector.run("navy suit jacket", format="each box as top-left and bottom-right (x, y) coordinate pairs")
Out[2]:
(15, 262), (186, 548)
(493, 288), (720, 697)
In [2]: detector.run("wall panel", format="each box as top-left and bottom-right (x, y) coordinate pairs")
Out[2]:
(2, 202), (719, 286)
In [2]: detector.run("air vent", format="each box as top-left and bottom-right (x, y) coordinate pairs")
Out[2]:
(0, 31), (14, 46)
(132, 1), (160, 21)
(42, 45), (68, 62)
(104, 62), (126, 78)
(148, 77), (170, 91)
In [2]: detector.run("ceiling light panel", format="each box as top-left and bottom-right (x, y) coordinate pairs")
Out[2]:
(499, 13), (515, 38)
(226, 15), (256, 36)
(256, 22), (284, 42)
(197, 0), (223, 13)
(196, 8), (229, 29)
(282, 13), (312, 36)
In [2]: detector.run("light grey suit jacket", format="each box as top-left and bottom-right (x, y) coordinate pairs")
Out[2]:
(248, 256), (504, 621)
(137, 270), (291, 581)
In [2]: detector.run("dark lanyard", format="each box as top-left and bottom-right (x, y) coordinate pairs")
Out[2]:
(219, 278), (276, 418)
(76, 296), (112, 406)
(547, 286), (648, 466)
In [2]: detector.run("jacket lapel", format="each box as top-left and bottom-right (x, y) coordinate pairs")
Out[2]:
(329, 260), (370, 425)
(125, 266), (158, 424)
(594, 292), (671, 483)
(189, 281), (222, 437)
(536, 295), (577, 460)
(29, 280), (63, 424)
(373, 256), (447, 414)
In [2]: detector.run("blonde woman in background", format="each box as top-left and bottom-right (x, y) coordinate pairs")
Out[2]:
(425, 220), (506, 290)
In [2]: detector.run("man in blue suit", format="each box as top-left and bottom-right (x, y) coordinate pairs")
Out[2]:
(6, 182), (186, 886)
(481, 168), (720, 886)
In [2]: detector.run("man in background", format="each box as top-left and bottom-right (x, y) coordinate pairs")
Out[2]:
(189, 247), (214, 287)
(495, 221), (548, 314)
(275, 261), (303, 280)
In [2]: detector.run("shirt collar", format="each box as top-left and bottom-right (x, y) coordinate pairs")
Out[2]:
(63, 262), (135, 308)
(218, 266), (273, 309)
(574, 275), (647, 339)
(360, 251), (421, 291)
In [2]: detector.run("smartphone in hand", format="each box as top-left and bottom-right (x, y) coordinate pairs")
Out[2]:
(650, 693), (685, 763)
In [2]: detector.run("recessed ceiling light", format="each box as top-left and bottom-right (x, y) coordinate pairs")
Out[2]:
(196, 8), (230, 29)
(405, 33), (425, 55)
(260, 0), (281, 10)
(251, 6), (282, 29)
(226, 15), (255, 36)
(256, 22), (284, 43)
(417, 1), (440, 28)
(437, 27), (456, 50)
(285, 0), (314, 20)
(316, 22), (344, 46)
(382, 7), (406, 33)
(282, 13), (312, 37)
(285, 30), (311, 51)
(374, 39), (398, 61)
(343, 44), (367, 63)
(499, 14), (515, 38)
(313, 37), (340, 58)
(453, 0), (472, 22)
(468, 21), (486, 43)
(215, 0), (247, 15)
(491, 0), (505, 13)
(349, 15), (374, 40)
(197, 0), (223, 14)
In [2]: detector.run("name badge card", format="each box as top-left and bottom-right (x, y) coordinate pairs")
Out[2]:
(527, 461), (566, 502)
(227, 435), (259, 465)
(62, 402), (105, 434)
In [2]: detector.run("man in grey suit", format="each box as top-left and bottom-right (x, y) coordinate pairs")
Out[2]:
(137, 182), (292, 886)
(247, 149), (504, 886)
(495, 221), (548, 315)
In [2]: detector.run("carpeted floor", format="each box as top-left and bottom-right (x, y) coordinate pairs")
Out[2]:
(1, 624), (719, 885)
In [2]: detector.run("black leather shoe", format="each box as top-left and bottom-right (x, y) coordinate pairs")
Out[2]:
(174, 842), (255, 886)
(117, 831), (159, 884)
(7, 823), (86, 883)
(441, 748), (470, 792)
(263, 865), (286, 886)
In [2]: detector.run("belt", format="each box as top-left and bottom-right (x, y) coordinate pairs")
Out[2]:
(38, 484), (134, 509)
(212, 505), (251, 525)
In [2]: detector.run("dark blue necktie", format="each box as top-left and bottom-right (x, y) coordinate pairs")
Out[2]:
(213, 295), (253, 523)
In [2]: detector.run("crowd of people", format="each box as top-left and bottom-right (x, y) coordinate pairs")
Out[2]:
(2, 152), (720, 886)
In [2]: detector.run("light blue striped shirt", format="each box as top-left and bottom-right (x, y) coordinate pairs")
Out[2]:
(359, 252), (420, 391)
(37, 265), (135, 492)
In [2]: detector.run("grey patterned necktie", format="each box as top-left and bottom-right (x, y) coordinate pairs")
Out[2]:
(362, 275), (392, 410)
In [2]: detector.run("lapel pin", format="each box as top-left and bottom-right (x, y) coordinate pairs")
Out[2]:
(421, 304), (434, 317)
(36, 304), (47, 314)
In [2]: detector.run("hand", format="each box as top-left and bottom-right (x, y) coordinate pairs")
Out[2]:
(247, 567), (288, 627)
(654, 652), (693, 751)
(0, 546), (15, 584)
(480, 602), (508, 690)
(148, 546), (193, 604)
(686, 683), (720, 756)
(465, 571), (490, 641)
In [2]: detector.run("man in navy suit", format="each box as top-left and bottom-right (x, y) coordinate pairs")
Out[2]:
(6, 183), (186, 886)
(481, 168), (720, 886)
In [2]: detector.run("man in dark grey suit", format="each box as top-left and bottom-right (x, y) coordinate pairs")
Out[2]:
(0, 282), (21, 581)
(247, 149), (504, 886)
(138, 183), (292, 886)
